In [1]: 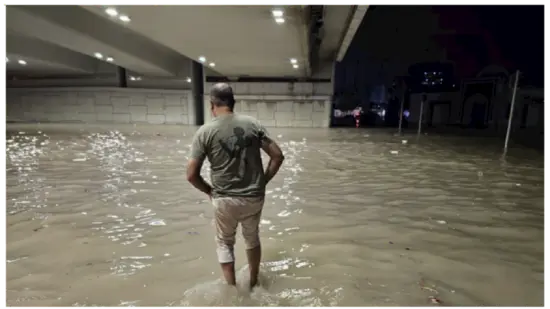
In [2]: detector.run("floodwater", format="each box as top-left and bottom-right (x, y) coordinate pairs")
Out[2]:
(6, 123), (544, 306)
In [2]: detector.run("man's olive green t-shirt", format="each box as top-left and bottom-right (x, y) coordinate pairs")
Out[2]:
(190, 114), (269, 198)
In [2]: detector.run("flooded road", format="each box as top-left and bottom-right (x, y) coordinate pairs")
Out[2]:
(6, 123), (544, 306)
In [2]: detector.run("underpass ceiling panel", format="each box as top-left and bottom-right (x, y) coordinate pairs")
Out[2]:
(7, 31), (105, 75)
(6, 53), (90, 75)
(7, 6), (182, 76)
(82, 5), (309, 77)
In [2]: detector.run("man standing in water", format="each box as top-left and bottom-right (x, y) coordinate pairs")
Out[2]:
(186, 83), (285, 289)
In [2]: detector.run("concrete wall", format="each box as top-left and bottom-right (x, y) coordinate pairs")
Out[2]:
(409, 89), (543, 131)
(7, 81), (334, 128)
(6, 87), (195, 125)
(409, 92), (461, 125)
(203, 82), (332, 128)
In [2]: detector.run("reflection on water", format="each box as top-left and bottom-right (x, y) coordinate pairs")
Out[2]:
(6, 124), (544, 306)
(6, 131), (50, 216)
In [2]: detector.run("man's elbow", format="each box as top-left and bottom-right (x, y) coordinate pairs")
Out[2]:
(186, 171), (199, 183)
(273, 153), (285, 163)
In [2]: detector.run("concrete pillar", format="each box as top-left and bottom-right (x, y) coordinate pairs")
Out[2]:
(191, 60), (204, 126)
(331, 61), (337, 85)
(329, 61), (337, 127)
(116, 66), (127, 88)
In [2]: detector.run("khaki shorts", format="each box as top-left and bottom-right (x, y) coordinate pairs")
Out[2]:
(212, 196), (265, 263)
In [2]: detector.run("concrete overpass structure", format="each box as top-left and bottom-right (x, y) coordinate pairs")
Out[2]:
(6, 5), (368, 127)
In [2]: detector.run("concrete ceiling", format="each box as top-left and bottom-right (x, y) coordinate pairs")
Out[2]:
(320, 6), (355, 62)
(336, 6), (369, 61)
(6, 5), (193, 77)
(82, 5), (309, 77)
(6, 5), (358, 79)
(6, 31), (116, 76)
(6, 52), (93, 75)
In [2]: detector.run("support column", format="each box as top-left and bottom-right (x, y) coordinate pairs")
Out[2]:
(329, 61), (337, 127)
(116, 66), (127, 88)
(330, 61), (337, 91)
(191, 60), (204, 126)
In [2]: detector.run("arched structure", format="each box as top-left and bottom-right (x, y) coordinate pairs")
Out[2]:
(476, 65), (510, 79)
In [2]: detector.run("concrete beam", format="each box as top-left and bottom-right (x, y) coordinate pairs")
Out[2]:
(336, 6), (369, 61)
(319, 5), (354, 61)
(7, 6), (185, 76)
(305, 5), (325, 76)
(7, 32), (101, 74)
(294, 6), (312, 77)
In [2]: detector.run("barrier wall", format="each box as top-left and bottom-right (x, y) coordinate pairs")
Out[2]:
(409, 90), (543, 130)
(202, 82), (332, 128)
(7, 82), (333, 128)
(6, 87), (196, 125)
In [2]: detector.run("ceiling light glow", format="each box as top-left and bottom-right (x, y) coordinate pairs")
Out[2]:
(272, 9), (283, 17)
(119, 15), (131, 22)
(18, 60), (27, 65)
(105, 8), (118, 17)
(290, 58), (297, 64)
(106, 57), (114, 62)
(130, 76), (136, 81)
(275, 18), (285, 24)
(94, 52), (103, 59)
(293, 64), (299, 69)
(186, 77), (192, 83)
(198, 56), (206, 63)
(209, 62), (215, 67)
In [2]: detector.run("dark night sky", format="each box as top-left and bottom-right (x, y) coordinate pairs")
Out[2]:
(335, 5), (544, 97)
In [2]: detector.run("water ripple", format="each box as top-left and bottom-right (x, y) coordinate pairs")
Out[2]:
(6, 124), (543, 306)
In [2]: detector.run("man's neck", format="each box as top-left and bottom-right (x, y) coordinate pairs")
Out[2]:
(215, 109), (233, 116)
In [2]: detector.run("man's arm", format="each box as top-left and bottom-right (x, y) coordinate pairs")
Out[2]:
(187, 129), (212, 197)
(259, 129), (284, 184)
(187, 158), (212, 196)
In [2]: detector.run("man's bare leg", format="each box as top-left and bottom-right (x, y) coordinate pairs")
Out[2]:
(220, 262), (236, 285)
(246, 244), (261, 289)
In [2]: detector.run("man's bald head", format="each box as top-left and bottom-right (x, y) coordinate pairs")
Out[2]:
(210, 83), (235, 110)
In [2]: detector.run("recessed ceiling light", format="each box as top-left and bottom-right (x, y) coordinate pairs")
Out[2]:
(209, 62), (215, 67)
(293, 64), (299, 69)
(119, 15), (131, 22)
(106, 57), (114, 62)
(290, 58), (297, 64)
(275, 18), (285, 24)
(130, 76), (136, 81)
(18, 60), (27, 65)
(198, 56), (206, 63)
(94, 52), (103, 59)
(105, 8), (118, 17)
(272, 9), (283, 17)
(186, 77), (192, 83)
(136, 77), (142, 81)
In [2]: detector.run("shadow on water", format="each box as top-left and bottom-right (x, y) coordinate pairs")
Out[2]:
(6, 123), (544, 306)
